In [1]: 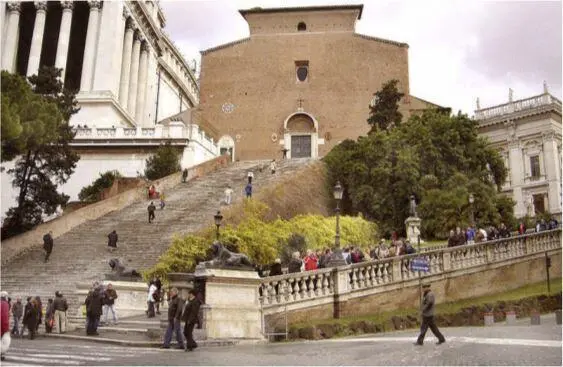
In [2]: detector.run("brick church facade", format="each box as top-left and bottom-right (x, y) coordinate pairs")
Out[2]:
(199, 5), (437, 161)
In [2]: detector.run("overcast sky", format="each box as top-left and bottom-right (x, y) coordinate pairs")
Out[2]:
(159, 0), (562, 115)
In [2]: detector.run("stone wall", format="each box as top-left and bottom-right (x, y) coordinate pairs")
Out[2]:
(1, 154), (230, 266)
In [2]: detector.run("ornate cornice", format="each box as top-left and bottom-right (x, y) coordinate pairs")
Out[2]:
(34, 1), (48, 11)
(127, 1), (163, 57)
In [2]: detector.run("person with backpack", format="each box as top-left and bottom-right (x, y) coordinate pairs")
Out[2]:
(147, 202), (156, 223)
(53, 291), (68, 334)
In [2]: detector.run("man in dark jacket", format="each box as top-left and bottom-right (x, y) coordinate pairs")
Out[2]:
(161, 287), (185, 349)
(43, 231), (54, 262)
(85, 286), (103, 335)
(181, 289), (201, 352)
(414, 283), (445, 346)
(11, 297), (23, 337)
(53, 291), (68, 334)
(107, 230), (118, 252)
(148, 202), (156, 223)
(35, 297), (42, 332)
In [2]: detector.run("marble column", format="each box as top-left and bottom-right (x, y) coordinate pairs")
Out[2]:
(135, 42), (149, 123)
(127, 34), (142, 114)
(508, 138), (526, 217)
(26, 1), (48, 77)
(119, 18), (135, 107)
(542, 131), (561, 213)
(55, 0), (73, 81)
(1, 2), (21, 72)
(80, 0), (102, 92)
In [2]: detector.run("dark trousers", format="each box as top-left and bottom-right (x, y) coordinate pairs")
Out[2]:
(45, 250), (52, 262)
(86, 313), (100, 334)
(148, 212), (155, 223)
(27, 326), (36, 339)
(417, 316), (445, 344)
(163, 319), (184, 347)
(183, 322), (197, 349)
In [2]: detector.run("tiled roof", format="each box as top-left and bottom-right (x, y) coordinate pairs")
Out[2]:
(353, 33), (408, 48)
(200, 37), (251, 55)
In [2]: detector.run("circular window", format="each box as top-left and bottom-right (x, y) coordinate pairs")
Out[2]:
(296, 66), (308, 82)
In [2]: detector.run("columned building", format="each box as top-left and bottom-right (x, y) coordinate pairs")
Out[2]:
(476, 86), (562, 218)
(1, 1), (218, 214)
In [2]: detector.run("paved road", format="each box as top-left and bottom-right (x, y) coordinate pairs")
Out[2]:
(3, 320), (561, 366)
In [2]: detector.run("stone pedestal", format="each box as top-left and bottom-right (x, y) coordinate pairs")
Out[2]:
(484, 312), (494, 326)
(405, 216), (422, 244)
(195, 266), (264, 340)
(74, 280), (148, 319)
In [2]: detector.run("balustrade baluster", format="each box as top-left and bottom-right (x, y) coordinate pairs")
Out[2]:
(291, 278), (299, 300)
(357, 267), (365, 289)
(368, 265), (375, 286)
(383, 262), (390, 283)
(322, 274), (329, 295)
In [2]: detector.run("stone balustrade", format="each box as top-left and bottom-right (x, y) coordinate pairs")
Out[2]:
(258, 229), (562, 313)
(475, 94), (562, 120)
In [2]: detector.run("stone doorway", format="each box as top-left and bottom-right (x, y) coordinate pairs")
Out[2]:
(291, 135), (312, 158)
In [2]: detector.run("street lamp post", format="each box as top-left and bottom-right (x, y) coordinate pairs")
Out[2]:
(214, 210), (223, 241)
(327, 181), (347, 267)
(469, 193), (475, 226)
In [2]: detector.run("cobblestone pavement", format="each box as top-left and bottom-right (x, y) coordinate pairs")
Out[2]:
(3, 320), (561, 366)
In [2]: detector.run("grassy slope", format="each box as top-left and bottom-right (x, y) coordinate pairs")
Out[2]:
(293, 278), (562, 328)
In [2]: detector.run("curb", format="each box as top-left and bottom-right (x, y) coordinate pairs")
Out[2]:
(43, 333), (263, 348)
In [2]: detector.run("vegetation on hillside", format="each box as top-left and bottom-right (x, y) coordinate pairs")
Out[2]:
(324, 80), (514, 239)
(1, 67), (79, 239)
(144, 142), (181, 180)
(78, 170), (122, 203)
(144, 199), (377, 281)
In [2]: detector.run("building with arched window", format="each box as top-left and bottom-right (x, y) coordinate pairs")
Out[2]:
(198, 5), (437, 161)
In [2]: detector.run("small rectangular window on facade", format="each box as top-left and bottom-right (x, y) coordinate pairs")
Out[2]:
(530, 155), (541, 179)
(295, 60), (309, 82)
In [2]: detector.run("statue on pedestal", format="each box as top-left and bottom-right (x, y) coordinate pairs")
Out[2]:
(409, 195), (418, 218)
(200, 241), (254, 269)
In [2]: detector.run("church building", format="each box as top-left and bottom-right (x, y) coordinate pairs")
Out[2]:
(199, 4), (437, 161)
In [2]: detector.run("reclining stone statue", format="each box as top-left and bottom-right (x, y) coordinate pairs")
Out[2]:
(108, 258), (142, 280)
(200, 241), (254, 269)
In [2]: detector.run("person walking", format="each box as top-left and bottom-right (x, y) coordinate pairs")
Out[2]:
(53, 291), (68, 334)
(147, 282), (157, 318)
(35, 296), (42, 333)
(160, 192), (166, 210)
(10, 297), (22, 338)
(224, 185), (233, 205)
(103, 284), (118, 325)
(107, 230), (118, 252)
(161, 288), (185, 349)
(43, 231), (54, 262)
(281, 148), (289, 159)
(247, 171), (254, 184)
(153, 277), (163, 315)
(85, 286), (103, 336)
(181, 289), (201, 352)
(182, 168), (188, 183)
(414, 283), (446, 346)
(44, 299), (54, 333)
(1, 292), (10, 361)
(23, 298), (38, 340)
(147, 202), (156, 223)
(270, 159), (277, 174)
(245, 183), (253, 199)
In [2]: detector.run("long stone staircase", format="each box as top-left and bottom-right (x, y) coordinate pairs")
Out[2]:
(1, 158), (315, 308)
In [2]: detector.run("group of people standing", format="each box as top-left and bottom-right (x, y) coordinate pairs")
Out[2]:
(161, 288), (201, 352)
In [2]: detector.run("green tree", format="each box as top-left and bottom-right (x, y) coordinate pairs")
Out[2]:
(1, 71), (29, 161)
(1, 68), (79, 238)
(78, 170), (122, 203)
(144, 142), (181, 180)
(367, 79), (405, 133)
(325, 84), (512, 238)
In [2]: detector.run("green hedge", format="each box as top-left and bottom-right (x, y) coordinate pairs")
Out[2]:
(144, 199), (377, 280)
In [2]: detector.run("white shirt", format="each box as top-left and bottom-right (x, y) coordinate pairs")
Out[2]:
(270, 162), (277, 170)
(147, 284), (157, 302)
(225, 188), (233, 196)
(247, 172), (254, 178)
